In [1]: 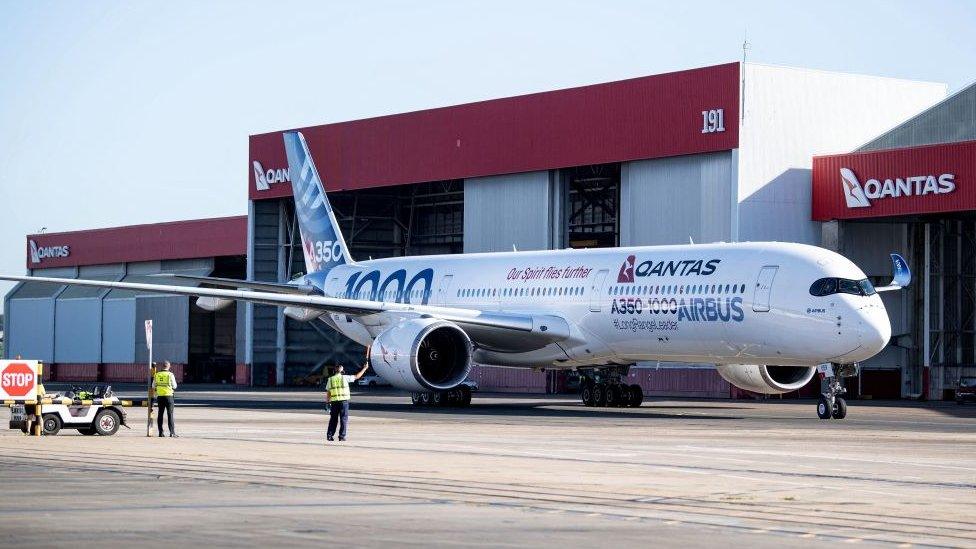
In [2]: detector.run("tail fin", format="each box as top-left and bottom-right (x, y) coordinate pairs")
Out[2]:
(282, 131), (353, 274)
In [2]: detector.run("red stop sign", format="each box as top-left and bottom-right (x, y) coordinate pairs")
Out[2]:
(1, 362), (36, 398)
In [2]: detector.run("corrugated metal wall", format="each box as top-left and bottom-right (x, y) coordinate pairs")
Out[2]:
(5, 267), (76, 361)
(54, 264), (123, 364)
(463, 171), (557, 253)
(737, 63), (946, 244)
(619, 152), (735, 246)
(858, 83), (976, 151)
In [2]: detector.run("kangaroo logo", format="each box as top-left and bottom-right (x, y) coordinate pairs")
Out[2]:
(253, 161), (269, 191)
(617, 255), (636, 283)
(29, 240), (40, 264)
(840, 168), (871, 208)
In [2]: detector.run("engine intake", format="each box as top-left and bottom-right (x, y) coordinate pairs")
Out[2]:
(716, 364), (816, 395)
(369, 318), (473, 392)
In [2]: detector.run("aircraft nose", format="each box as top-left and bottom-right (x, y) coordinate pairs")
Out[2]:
(859, 306), (891, 356)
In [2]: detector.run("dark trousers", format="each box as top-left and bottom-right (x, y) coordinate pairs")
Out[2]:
(328, 400), (349, 439)
(157, 395), (175, 435)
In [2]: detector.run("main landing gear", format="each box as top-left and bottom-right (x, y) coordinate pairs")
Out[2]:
(579, 369), (643, 408)
(817, 363), (856, 420)
(411, 385), (472, 408)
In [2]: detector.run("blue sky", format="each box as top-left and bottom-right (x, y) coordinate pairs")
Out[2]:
(1, 1), (974, 304)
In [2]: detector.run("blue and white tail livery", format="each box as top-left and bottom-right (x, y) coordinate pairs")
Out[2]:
(282, 131), (352, 275)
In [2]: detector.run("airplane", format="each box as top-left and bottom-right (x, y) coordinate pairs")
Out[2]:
(0, 132), (911, 419)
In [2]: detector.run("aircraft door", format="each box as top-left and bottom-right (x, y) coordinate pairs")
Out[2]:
(589, 269), (608, 312)
(752, 266), (778, 312)
(434, 274), (454, 305)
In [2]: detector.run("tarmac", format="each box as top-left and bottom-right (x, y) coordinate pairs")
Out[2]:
(0, 389), (974, 548)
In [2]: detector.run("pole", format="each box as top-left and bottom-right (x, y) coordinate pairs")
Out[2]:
(146, 319), (155, 437)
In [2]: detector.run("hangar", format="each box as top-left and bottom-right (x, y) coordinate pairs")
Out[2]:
(814, 81), (976, 400)
(4, 62), (955, 396)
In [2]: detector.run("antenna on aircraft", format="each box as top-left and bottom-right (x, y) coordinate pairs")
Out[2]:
(689, 236), (695, 245)
(513, 244), (518, 252)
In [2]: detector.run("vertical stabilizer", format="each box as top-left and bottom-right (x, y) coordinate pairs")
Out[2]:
(282, 131), (353, 274)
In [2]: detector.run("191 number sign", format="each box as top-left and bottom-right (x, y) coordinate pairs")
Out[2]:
(701, 109), (725, 133)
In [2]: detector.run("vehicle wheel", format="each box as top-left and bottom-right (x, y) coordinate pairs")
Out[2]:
(581, 385), (595, 407)
(459, 385), (472, 407)
(832, 397), (848, 419)
(605, 384), (621, 407)
(817, 396), (832, 420)
(411, 392), (423, 406)
(419, 392), (431, 406)
(79, 428), (97, 436)
(94, 409), (121, 436)
(432, 391), (445, 407)
(42, 414), (62, 436)
(628, 384), (644, 408)
(593, 383), (607, 407)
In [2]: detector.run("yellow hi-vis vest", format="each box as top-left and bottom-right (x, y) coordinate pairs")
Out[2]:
(155, 371), (174, 397)
(327, 374), (350, 402)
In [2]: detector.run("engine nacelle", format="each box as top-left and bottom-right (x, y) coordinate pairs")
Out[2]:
(195, 296), (234, 312)
(716, 364), (816, 395)
(369, 318), (473, 392)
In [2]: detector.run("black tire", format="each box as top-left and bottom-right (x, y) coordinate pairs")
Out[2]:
(628, 384), (644, 408)
(581, 385), (595, 407)
(411, 392), (423, 406)
(832, 397), (848, 419)
(79, 427), (97, 436)
(432, 391), (445, 407)
(605, 384), (621, 407)
(593, 383), (607, 407)
(445, 389), (461, 407)
(42, 414), (62, 436)
(419, 392), (431, 406)
(458, 385), (472, 407)
(817, 396), (832, 420)
(93, 409), (121, 436)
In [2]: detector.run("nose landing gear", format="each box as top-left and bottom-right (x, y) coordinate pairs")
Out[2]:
(817, 363), (856, 419)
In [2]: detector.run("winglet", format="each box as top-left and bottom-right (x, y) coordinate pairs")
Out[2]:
(876, 253), (911, 292)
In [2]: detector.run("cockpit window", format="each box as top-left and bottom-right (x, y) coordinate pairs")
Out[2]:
(810, 277), (876, 297)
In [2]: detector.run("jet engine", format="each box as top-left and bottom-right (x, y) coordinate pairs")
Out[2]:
(715, 364), (816, 394)
(369, 318), (473, 392)
(195, 296), (234, 312)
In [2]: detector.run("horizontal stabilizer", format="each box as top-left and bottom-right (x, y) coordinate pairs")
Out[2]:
(148, 274), (318, 295)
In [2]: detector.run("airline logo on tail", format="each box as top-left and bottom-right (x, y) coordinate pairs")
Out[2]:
(282, 132), (351, 274)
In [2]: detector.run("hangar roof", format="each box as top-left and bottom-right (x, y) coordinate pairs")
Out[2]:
(249, 62), (740, 200)
(25, 216), (247, 269)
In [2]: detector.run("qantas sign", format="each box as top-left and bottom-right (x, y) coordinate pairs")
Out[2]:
(28, 240), (70, 265)
(253, 161), (291, 191)
(840, 168), (955, 209)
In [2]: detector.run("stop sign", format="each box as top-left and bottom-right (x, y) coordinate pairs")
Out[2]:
(1, 362), (36, 398)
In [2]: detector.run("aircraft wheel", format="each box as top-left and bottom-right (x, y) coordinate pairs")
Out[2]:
(832, 397), (848, 419)
(628, 384), (644, 408)
(432, 391), (445, 407)
(593, 383), (607, 407)
(419, 392), (432, 406)
(581, 385), (595, 407)
(411, 393), (423, 406)
(605, 384), (621, 407)
(817, 396), (832, 420)
(42, 414), (62, 436)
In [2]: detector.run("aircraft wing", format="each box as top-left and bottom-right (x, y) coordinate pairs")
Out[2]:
(0, 274), (571, 349)
(148, 273), (318, 294)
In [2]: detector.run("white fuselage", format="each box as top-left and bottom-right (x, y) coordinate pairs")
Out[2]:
(317, 241), (891, 369)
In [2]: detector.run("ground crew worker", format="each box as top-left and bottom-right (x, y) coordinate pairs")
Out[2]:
(325, 362), (369, 441)
(153, 361), (179, 437)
